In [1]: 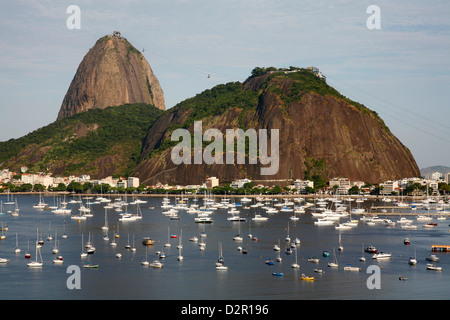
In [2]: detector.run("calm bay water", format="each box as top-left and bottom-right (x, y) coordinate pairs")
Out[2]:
(0, 194), (449, 300)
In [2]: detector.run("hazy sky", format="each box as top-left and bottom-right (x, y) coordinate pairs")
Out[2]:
(1, 1), (450, 170)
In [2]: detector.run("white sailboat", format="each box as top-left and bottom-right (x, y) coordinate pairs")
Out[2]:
(52, 231), (59, 254)
(14, 233), (21, 253)
(4, 192), (15, 205)
(27, 245), (43, 268)
(177, 231), (184, 261)
(28, 229), (43, 267)
(11, 201), (19, 216)
(101, 208), (109, 230)
(216, 242), (228, 270)
(285, 222), (291, 242)
(130, 235), (136, 253)
(80, 234), (88, 257)
(291, 245), (300, 269)
(359, 243), (366, 262)
(233, 221), (243, 241)
(408, 248), (417, 265)
(32, 192), (47, 209)
(338, 233), (344, 252)
(164, 227), (171, 247)
(62, 221), (68, 239)
(328, 248), (339, 267)
(46, 222), (53, 241)
(141, 246), (149, 266)
(52, 235), (63, 264)
(85, 232), (95, 254)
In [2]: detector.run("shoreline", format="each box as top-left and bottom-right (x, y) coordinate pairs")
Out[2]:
(1, 191), (444, 201)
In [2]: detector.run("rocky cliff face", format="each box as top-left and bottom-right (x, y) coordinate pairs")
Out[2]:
(57, 33), (165, 120)
(133, 68), (420, 185)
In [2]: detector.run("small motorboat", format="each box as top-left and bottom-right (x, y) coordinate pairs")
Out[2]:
(399, 276), (408, 281)
(314, 269), (324, 273)
(372, 252), (391, 259)
(83, 263), (99, 268)
(149, 260), (163, 268)
(344, 265), (361, 272)
(300, 274), (315, 281)
(216, 265), (228, 270)
(142, 237), (155, 246)
(272, 272), (283, 277)
(365, 245), (378, 253)
(52, 255), (63, 264)
(426, 254), (440, 262)
(426, 264), (442, 271)
(404, 238), (410, 245)
(308, 257), (320, 263)
(265, 259), (275, 265)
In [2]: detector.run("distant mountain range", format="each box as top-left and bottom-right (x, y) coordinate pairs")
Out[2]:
(420, 166), (450, 177)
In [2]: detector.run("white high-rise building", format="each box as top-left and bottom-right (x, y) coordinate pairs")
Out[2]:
(127, 177), (140, 188)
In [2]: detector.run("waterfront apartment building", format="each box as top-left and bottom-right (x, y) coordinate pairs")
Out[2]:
(429, 171), (443, 180)
(205, 177), (219, 189)
(127, 177), (140, 188)
(329, 177), (351, 194)
(294, 179), (314, 192)
(379, 180), (399, 195)
(230, 178), (252, 189)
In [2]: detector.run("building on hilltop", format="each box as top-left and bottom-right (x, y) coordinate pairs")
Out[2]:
(307, 66), (326, 80)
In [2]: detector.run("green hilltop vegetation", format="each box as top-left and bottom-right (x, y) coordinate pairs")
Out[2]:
(147, 66), (386, 158)
(0, 103), (163, 177)
(178, 66), (382, 128)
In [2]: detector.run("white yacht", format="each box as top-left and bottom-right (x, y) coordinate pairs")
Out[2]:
(372, 252), (392, 259)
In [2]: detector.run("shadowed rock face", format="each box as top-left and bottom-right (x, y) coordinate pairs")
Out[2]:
(133, 71), (420, 185)
(57, 34), (165, 120)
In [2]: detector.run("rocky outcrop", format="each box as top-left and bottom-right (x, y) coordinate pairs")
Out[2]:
(133, 69), (420, 185)
(57, 33), (165, 120)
